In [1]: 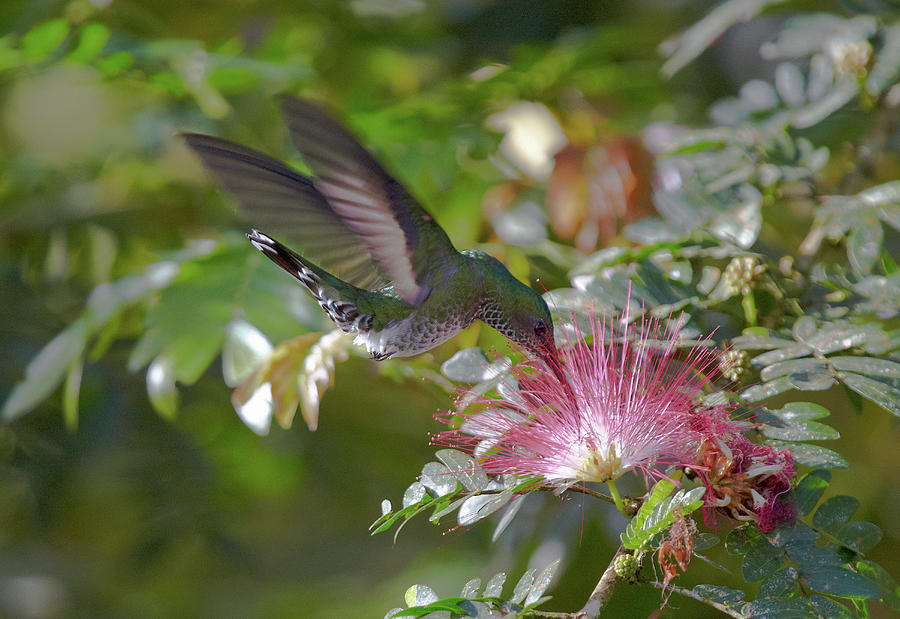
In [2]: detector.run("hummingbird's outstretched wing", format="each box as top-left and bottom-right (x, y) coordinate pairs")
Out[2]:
(278, 96), (458, 305)
(183, 133), (389, 291)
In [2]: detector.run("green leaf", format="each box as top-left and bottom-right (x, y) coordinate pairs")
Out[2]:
(130, 245), (303, 386)
(742, 597), (817, 617)
(208, 66), (260, 94)
(510, 567), (536, 605)
(483, 572), (506, 597)
(808, 595), (853, 618)
(837, 522), (882, 554)
(623, 480), (705, 550)
(838, 372), (900, 416)
(807, 325), (883, 355)
(440, 348), (494, 382)
(741, 376), (793, 402)
(222, 320), (273, 388)
(2, 320), (89, 421)
(785, 539), (844, 567)
(765, 440), (849, 469)
(741, 540), (784, 583)
(63, 356), (83, 432)
(691, 584), (744, 605)
(750, 343), (813, 367)
(758, 567), (798, 598)
(96, 51), (134, 76)
(457, 491), (512, 526)
(801, 566), (882, 599)
(524, 558), (560, 606)
(847, 217), (883, 276)
(419, 462), (458, 497)
(857, 560), (900, 610)
(812, 496), (859, 533)
(693, 533), (720, 551)
(22, 18), (69, 60)
(830, 356), (900, 378)
(759, 419), (839, 441)
(792, 470), (831, 516)
(788, 369), (835, 391)
(435, 449), (489, 491)
(726, 525), (784, 582)
(146, 356), (178, 420)
(768, 402), (830, 421)
(793, 316), (818, 341)
(68, 23), (110, 63)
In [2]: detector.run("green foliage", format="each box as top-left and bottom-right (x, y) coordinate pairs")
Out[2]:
(716, 469), (895, 616)
(621, 479), (705, 551)
(386, 559), (560, 618)
(372, 449), (542, 543)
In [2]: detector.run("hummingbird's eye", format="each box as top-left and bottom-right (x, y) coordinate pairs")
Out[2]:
(533, 319), (548, 336)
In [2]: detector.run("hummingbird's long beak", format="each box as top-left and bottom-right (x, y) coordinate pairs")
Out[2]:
(536, 338), (576, 404)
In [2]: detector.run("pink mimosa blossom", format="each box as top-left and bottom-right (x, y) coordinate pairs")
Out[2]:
(437, 312), (738, 486)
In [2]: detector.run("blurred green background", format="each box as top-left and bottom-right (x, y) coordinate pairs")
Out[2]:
(1, 0), (898, 617)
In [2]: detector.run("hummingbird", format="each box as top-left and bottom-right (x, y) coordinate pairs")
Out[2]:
(182, 96), (560, 372)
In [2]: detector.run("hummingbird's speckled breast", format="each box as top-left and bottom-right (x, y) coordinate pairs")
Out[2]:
(354, 255), (484, 359)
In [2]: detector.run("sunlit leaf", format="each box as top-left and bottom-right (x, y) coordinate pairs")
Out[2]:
(436, 449), (489, 492)
(847, 216), (883, 278)
(22, 19), (69, 60)
(420, 462), (458, 497)
(483, 572), (506, 597)
(760, 418), (839, 441)
(491, 493), (527, 542)
(68, 23), (110, 63)
(766, 440), (849, 469)
(402, 483), (427, 508)
(741, 376), (793, 402)
(296, 330), (354, 430)
(457, 491), (512, 526)
(857, 560), (900, 610)
(510, 568), (536, 605)
(460, 578), (481, 599)
(231, 333), (319, 434)
(838, 372), (900, 416)
(691, 584), (745, 605)
(830, 356), (900, 379)
(760, 357), (829, 382)
(769, 402), (830, 421)
(222, 319), (273, 388)
(2, 320), (89, 422)
(524, 558), (560, 606)
(146, 355), (178, 420)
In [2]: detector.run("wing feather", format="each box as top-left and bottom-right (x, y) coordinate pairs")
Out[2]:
(183, 133), (388, 291)
(278, 96), (457, 304)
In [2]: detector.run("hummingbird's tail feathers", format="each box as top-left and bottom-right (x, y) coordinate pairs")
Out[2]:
(182, 132), (389, 292)
(247, 230), (373, 335)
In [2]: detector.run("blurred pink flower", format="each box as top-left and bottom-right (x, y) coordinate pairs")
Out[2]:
(437, 312), (736, 486)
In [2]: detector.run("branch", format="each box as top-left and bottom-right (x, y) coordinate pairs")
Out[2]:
(573, 545), (627, 618)
(558, 483), (615, 503)
(647, 581), (746, 618)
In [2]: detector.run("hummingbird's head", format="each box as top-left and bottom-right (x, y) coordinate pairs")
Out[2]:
(479, 277), (560, 376)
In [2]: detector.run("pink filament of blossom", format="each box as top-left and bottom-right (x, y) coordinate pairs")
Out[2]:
(438, 312), (737, 485)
